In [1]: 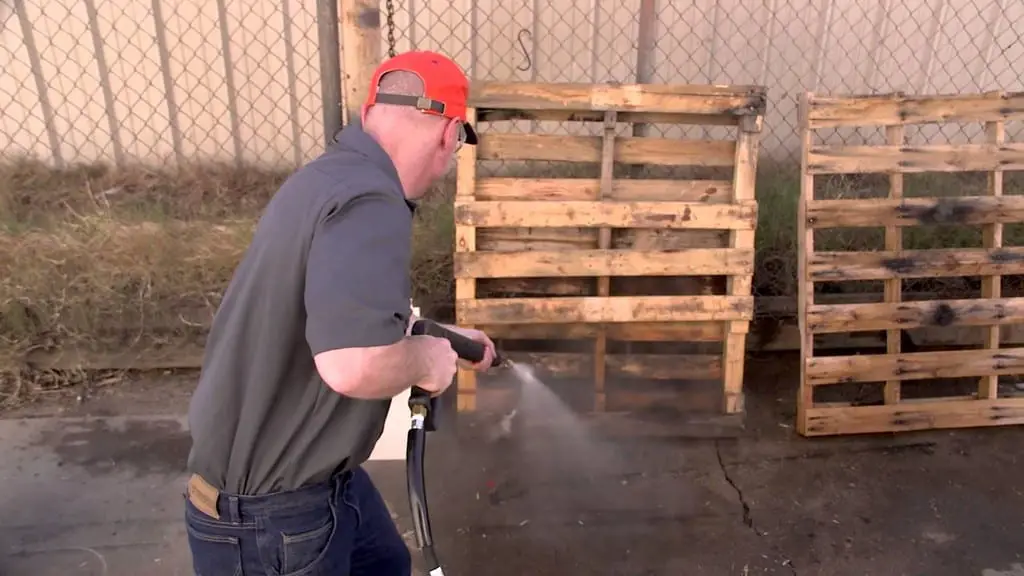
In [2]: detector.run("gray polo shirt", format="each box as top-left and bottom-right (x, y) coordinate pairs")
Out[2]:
(186, 124), (416, 495)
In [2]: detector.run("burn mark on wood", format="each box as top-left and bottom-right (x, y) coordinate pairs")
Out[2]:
(726, 92), (768, 117)
(881, 257), (917, 275)
(729, 298), (748, 314)
(990, 249), (1024, 263)
(931, 303), (956, 327)
(699, 186), (720, 203)
(895, 199), (976, 225)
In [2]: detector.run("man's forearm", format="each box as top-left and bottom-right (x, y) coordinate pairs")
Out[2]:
(364, 336), (437, 396)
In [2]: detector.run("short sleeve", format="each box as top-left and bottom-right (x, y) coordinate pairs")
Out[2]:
(304, 190), (412, 355)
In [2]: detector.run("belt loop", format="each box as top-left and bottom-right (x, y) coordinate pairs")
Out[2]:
(228, 496), (241, 523)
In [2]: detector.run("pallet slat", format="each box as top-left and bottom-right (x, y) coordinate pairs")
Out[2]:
(476, 108), (740, 126)
(478, 134), (736, 166)
(806, 196), (1024, 228)
(802, 398), (1024, 436)
(806, 348), (1024, 386)
(454, 248), (753, 278)
(476, 230), (730, 254)
(805, 91), (1024, 128)
(454, 200), (757, 229)
(475, 178), (733, 202)
(457, 295), (753, 325)
(481, 321), (730, 341)
(807, 248), (1024, 281)
(806, 143), (1024, 174)
(808, 297), (1024, 334)
(470, 81), (766, 116)
(503, 352), (722, 380)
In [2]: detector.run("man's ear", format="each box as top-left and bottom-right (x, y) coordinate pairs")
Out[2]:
(443, 118), (461, 149)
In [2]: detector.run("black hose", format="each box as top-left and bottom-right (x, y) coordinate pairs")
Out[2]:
(406, 425), (441, 571)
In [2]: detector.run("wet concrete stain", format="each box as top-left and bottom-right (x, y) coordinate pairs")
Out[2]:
(34, 418), (190, 477)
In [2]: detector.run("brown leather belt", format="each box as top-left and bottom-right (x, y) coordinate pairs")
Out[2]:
(186, 473), (222, 520)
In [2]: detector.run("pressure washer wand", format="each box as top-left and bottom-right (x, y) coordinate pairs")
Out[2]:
(407, 319), (506, 575)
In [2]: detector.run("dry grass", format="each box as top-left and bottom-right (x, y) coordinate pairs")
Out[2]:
(0, 158), (283, 226)
(0, 218), (252, 351)
(0, 158), (457, 379)
(0, 159), (273, 368)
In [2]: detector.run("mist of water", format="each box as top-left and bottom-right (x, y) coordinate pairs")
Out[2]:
(504, 362), (622, 480)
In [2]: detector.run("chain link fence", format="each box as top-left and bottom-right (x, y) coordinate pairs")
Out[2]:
(387, 0), (1023, 159)
(2, 0), (1022, 169)
(1, 0), (325, 169)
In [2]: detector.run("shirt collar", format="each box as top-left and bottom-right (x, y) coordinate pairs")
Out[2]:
(331, 123), (418, 213)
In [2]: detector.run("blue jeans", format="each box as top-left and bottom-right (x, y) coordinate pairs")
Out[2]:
(184, 467), (411, 576)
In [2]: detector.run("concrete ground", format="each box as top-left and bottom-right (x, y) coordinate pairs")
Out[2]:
(1, 355), (1023, 576)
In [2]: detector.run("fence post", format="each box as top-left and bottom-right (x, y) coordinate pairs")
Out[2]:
(633, 0), (657, 138)
(340, 0), (382, 128)
(317, 0), (343, 146)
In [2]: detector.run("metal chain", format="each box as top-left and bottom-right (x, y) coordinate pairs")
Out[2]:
(385, 0), (397, 58)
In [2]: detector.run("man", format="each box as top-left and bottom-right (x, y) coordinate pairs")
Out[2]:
(183, 50), (495, 576)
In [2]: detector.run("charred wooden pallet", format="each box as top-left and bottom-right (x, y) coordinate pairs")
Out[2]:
(453, 81), (767, 415)
(796, 90), (1024, 437)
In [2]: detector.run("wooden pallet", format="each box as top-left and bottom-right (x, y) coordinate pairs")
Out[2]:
(796, 90), (1024, 437)
(453, 81), (766, 414)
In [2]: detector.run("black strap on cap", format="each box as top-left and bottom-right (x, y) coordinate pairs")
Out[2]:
(374, 93), (446, 115)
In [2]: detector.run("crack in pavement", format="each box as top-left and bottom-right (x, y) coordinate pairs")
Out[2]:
(714, 440), (758, 533)
(715, 440), (798, 576)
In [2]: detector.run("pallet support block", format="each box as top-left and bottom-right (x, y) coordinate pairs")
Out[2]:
(594, 110), (616, 412)
(796, 90), (1024, 437)
(454, 81), (766, 416)
(723, 114), (761, 414)
(454, 107), (478, 412)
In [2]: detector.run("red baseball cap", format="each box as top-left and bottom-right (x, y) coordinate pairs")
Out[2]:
(364, 50), (478, 145)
